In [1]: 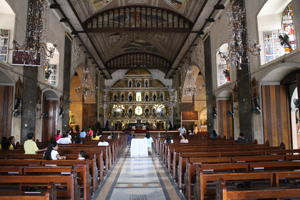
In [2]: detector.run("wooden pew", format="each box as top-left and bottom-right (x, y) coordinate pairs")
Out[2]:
(0, 168), (79, 200)
(0, 182), (56, 200)
(195, 167), (300, 200)
(216, 178), (300, 200)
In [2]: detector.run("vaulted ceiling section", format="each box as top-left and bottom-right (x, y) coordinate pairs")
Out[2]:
(51, 0), (226, 79)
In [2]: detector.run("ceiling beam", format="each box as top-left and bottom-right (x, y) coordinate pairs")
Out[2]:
(78, 28), (190, 33)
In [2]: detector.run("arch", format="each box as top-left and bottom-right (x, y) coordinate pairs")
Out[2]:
(259, 62), (300, 83)
(216, 88), (233, 99)
(42, 88), (60, 100)
(0, 66), (15, 86)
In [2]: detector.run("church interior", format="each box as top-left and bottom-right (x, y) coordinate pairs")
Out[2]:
(1, 0), (300, 199)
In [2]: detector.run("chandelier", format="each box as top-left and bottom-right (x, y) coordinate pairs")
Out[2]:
(217, 1), (260, 70)
(153, 104), (165, 112)
(98, 94), (108, 109)
(74, 67), (95, 99)
(167, 86), (177, 108)
(180, 66), (204, 96)
(113, 105), (124, 112)
(12, 0), (57, 65)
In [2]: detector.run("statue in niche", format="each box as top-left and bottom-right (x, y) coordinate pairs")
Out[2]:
(160, 93), (164, 101)
(145, 94), (149, 101)
(137, 82), (140, 87)
(15, 76), (24, 99)
(114, 95), (117, 102)
(69, 111), (75, 124)
(36, 85), (42, 104)
(145, 80), (148, 87)
(129, 81), (132, 87)
(153, 94), (157, 101)
(129, 109), (133, 115)
(145, 109), (149, 115)
(121, 94), (125, 101)
(129, 94), (133, 101)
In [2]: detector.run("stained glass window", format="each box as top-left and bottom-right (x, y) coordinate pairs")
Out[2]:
(0, 29), (9, 62)
(44, 60), (58, 86)
(217, 43), (230, 87)
(282, 3), (296, 52)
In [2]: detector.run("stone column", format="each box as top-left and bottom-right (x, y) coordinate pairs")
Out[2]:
(236, 0), (254, 142)
(204, 35), (214, 134)
(62, 35), (72, 134)
(21, 67), (37, 144)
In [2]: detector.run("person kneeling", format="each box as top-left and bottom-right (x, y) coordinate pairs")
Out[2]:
(44, 141), (66, 160)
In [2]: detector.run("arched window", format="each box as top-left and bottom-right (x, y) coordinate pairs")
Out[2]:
(45, 43), (59, 86)
(216, 43), (230, 87)
(258, 1), (296, 64)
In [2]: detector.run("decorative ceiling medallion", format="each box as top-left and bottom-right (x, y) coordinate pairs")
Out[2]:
(122, 40), (158, 53)
(91, 0), (112, 11)
(129, 0), (148, 3)
(165, 0), (186, 12)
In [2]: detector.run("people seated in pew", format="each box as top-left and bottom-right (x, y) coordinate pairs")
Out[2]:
(67, 130), (72, 140)
(97, 129), (102, 138)
(77, 150), (86, 160)
(57, 132), (72, 144)
(80, 129), (86, 138)
(24, 133), (47, 154)
(180, 134), (189, 143)
(8, 136), (16, 149)
(98, 138), (109, 146)
(145, 132), (153, 155)
(91, 132), (100, 140)
(44, 141), (66, 160)
(210, 130), (218, 139)
(164, 134), (174, 143)
(55, 130), (61, 141)
(237, 133), (248, 143)
(178, 125), (186, 136)
(88, 127), (93, 136)
(127, 133), (134, 147)
(0, 137), (14, 150)
(73, 135), (83, 144)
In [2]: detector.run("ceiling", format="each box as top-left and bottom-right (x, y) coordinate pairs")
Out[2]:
(50, 0), (227, 78)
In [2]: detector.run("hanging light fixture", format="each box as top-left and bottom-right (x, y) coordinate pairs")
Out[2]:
(180, 66), (203, 96)
(12, 0), (57, 65)
(217, 0), (261, 70)
(74, 66), (95, 99)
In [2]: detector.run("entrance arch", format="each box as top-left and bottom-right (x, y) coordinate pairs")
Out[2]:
(41, 89), (59, 141)
(216, 89), (234, 139)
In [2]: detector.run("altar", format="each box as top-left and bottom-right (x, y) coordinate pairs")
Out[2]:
(128, 123), (149, 131)
(130, 138), (148, 157)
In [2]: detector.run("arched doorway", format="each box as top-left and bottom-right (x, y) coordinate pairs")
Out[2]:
(0, 67), (14, 139)
(42, 89), (59, 141)
(70, 66), (96, 131)
(217, 89), (234, 139)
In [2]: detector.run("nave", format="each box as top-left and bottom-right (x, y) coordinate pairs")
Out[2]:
(94, 147), (183, 200)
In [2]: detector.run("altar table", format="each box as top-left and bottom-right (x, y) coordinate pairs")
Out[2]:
(130, 138), (148, 157)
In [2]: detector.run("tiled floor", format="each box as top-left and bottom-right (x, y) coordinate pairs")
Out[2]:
(94, 148), (183, 200)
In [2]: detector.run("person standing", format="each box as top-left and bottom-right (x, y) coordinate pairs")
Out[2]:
(24, 133), (46, 154)
(144, 132), (153, 155)
(178, 125), (186, 136)
(127, 133), (134, 147)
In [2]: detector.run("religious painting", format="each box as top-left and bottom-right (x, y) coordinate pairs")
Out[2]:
(251, 77), (258, 98)
(165, 0), (186, 11)
(136, 92), (141, 101)
(91, 0), (112, 11)
(15, 76), (24, 99)
(128, 0), (148, 3)
(122, 40), (158, 53)
(36, 85), (42, 104)
(108, 33), (122, 44)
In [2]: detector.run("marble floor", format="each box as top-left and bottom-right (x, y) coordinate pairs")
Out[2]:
(93, 148), (184, 200)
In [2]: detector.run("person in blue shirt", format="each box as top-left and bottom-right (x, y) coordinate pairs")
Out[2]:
(80, 129), (86, 138)
(210, 130), (218, 139)
(144, 132), (153, 155)
(127, 133), (134, 147)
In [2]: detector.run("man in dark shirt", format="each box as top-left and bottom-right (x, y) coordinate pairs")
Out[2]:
(236, 133), (248, 143)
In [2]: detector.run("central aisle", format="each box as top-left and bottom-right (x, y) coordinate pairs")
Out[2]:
(94, 148), (183, 200)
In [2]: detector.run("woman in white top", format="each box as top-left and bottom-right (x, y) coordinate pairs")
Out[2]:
(98, 138), (109, 146)
(164, 134), (174, 143)
(43, 141), (66, 160)
(180, 134), (189, 143)
(57, 132), (72, 144)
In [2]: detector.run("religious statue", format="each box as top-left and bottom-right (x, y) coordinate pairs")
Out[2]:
(129, 94), (133, 101)
(160, 93), (164, 101)
(145, 94), (149, 101)
(69, 111), (75, 124)
(129, 81), (132, 87)
(113, 95), (117, 102)
(153, 94), (157, 101)
(145, 80), (148, 87)
(121, 94), (125, 101)
(15, 76), (24, 99)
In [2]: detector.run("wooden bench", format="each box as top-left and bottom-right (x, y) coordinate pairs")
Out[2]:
(0, 168), (79, 200)
(0, 182), (56, 200)
(216, 178), (300, 200)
